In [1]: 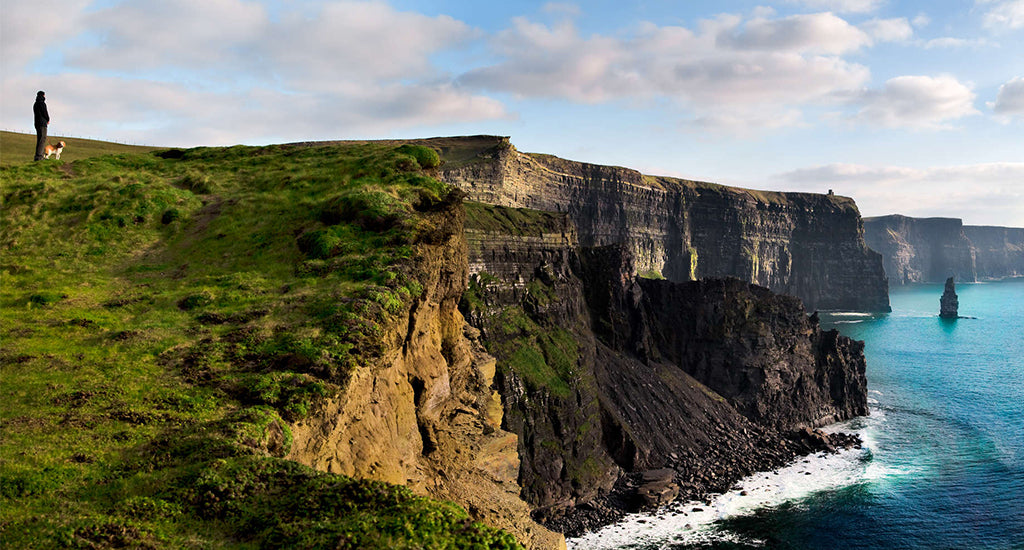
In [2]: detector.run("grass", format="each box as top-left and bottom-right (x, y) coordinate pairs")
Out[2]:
(1, 141), (521, 548)
(464, 202), (568, 237)
(1, 130), (162, 166)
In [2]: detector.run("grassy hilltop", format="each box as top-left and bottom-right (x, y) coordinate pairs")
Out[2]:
(0, 138), (520, 548)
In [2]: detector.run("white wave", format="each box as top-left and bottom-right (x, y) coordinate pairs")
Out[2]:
(569, 411), (913, 550)
(567, 447), (871, 550)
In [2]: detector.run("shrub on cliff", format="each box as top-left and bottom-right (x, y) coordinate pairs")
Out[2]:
(396, 143), (441, 170)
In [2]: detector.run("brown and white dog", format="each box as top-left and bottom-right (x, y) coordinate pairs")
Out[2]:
(44, 141), (66, 160)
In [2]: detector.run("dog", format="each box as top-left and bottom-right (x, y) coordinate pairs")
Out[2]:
(43, 141), (65, 160)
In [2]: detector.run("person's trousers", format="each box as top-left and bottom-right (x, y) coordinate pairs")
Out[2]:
(35, 125), (47, 160)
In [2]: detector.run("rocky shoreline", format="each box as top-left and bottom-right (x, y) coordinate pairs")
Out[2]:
(546, 428), (862, 537)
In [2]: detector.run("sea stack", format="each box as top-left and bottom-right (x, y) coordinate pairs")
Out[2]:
(940, 277), (959, 318)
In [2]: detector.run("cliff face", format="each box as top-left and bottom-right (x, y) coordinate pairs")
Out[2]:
(864, 215), (1024, 284)
(460, 204), (868, 524)
(435, 136), (889, 312)
(963, 225), (1024, 280)
(287, 199), (564, 550)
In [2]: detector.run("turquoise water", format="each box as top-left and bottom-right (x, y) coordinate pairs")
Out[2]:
(569, 279), (1024, 550)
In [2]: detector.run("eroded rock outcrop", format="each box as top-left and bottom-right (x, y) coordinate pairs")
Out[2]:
(940, 277), (959, 318)
(864, 215), (1024, 284)
(287, 198), (564, 550)
(432, 136), (889, 312)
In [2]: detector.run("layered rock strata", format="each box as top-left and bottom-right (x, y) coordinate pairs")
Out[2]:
(460, 203), (869, 533)
(864, 215), (1024, 284)
(287, 198), (564, 550)
(433, 135), (889, 312)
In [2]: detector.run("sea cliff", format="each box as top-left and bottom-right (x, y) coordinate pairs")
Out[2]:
(863, 214), (1024, 284)
(432, 136), (890, 312)
(460, 203), (868, 534)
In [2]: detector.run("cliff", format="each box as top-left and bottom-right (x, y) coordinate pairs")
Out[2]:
(0, 142), (546, 549)
(864, 215), (1024, 284)
(460, 203), (868, 531)
(288, 195), (564, 549)
(964, 225), (1024, 280)
(431, 136), (889, 312)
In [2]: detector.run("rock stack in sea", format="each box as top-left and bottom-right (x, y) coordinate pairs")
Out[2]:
(940, 277), (959, 318)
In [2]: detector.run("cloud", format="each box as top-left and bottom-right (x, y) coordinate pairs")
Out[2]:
(991, 77), (1024, 117)
(66, 0), (267, 71)
(67, 0), (475, 87)
(921, 37), (990, 48)
(785, 0), (884, 14)
(0, 1), (508, 145)
(860, 18), (914, 42)
(717, 13), (872, 54)
(0, 0), (92, 72)
(980, 0), (1024, 30)
(0, 72), (507, 146)
(776, 162), (1024, 226)
(854, 75), (979, 128)
(457, 13), (872, 132)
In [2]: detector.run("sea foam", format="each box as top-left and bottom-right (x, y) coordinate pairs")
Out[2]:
(567, 412), (907, 549)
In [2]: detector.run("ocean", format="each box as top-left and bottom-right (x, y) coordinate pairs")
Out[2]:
(567, 278), (1024, 550)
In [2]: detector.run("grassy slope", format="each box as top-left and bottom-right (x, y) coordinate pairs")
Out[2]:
(0, 131), (163, 166)
(0, 142), (520, 549)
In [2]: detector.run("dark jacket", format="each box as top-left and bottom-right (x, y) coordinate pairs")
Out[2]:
(34, 98), (49, 127)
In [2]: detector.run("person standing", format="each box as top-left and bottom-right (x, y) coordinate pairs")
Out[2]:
(34, 91), (49, 161)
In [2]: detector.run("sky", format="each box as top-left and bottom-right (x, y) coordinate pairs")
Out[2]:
(2, 0), (1022, 226)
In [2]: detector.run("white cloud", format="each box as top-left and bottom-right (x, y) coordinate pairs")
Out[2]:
(67, 0), (474, 87)
(980, 0), (1024, 30)
(0, 72), (507, 146)
(991, 77), (1024, 116)
(912, 13), (931, 28)
(0, 0), (92, 72)
(0, 1), (507, 145)
(921, 37), (990, 48)
(718, 13), (872, 54)
(786, 0), (884, 14)
(860, 18), (914, 42)
(776, 162), (1024, 226)
(458, 14), (872, 131)
(854, 75), (979, 128)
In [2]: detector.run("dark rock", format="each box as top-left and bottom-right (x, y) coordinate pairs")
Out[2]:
(940, 277), (959, 319)
(460, 212), (869, 535)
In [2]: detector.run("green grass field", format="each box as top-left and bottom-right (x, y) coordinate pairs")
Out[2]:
(0, 140), (519, 549)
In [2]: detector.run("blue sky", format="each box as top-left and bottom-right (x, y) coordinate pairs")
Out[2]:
(2, 0), (1022, 225)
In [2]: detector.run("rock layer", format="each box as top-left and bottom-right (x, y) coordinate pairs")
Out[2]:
(434, 136), (889, 312)
(864, 214), (1024, 284)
